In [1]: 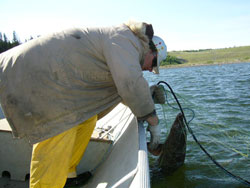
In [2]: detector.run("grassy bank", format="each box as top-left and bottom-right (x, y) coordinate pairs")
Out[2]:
(161, 45), (250, 68)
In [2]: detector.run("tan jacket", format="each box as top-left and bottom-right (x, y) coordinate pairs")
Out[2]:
(0, 23), (155, 144)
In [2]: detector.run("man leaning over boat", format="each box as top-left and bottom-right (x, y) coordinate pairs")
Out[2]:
(0, 20), (167, 188)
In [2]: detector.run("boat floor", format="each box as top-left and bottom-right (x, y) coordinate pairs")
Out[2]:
(0, 104), (143, 188)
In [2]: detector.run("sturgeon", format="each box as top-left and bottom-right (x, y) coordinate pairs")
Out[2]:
(148, 113), (187, 175)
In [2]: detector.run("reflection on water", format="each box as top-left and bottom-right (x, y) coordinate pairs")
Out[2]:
(0, 105), (5, 119)
(144, 63), (250, 188)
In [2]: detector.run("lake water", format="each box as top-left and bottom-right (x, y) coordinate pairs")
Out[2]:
(144, 63), (250, 188)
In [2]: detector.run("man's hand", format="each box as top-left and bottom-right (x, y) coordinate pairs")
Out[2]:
(146, 114), (158, 126)
(146, 115), (161, 150)
(150, 85), (165, 104)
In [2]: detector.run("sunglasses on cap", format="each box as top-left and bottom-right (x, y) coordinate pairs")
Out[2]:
(152, 51), (158, 67)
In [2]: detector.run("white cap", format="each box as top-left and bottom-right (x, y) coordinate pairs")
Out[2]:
(152, 36), (167, 74)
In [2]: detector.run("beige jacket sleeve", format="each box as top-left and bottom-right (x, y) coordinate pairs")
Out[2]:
(102, 32), (155, 118)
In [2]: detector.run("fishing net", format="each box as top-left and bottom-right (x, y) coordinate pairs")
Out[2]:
(149, 82), (250, 188)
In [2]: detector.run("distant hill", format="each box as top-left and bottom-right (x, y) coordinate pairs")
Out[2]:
(161, 46), (250, 67)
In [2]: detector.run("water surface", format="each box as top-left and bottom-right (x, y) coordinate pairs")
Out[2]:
(144, 63), (250, 188)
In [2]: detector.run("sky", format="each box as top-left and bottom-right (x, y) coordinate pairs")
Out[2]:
(1, 0), (250, 51)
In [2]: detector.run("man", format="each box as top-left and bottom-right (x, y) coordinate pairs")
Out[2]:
(0, 20), (167, 188)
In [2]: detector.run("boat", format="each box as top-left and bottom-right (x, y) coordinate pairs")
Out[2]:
(0, 103), (150, 188)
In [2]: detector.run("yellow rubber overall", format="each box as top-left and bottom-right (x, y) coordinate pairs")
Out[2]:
(29, 115), (97, 188)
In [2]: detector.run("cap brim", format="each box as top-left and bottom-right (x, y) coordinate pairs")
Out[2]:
(152, 58), (160, 74)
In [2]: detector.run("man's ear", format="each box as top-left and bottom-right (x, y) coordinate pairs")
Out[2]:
(145, 24), (154, 40)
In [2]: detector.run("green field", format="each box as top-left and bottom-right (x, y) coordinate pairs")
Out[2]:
(161, 45), (250, 68)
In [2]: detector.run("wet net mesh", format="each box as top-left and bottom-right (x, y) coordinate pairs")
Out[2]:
(149, 84), (250, 187)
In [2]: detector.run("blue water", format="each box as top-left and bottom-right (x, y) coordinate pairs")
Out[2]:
(144, 63), (250, 188)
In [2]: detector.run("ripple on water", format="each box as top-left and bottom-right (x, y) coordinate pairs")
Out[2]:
(146, 63), (250, 188)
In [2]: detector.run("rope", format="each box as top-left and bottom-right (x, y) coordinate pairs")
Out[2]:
(157, 81), (250, 187)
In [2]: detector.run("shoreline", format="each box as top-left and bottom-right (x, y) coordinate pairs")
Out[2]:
(160, 61), (250, 69)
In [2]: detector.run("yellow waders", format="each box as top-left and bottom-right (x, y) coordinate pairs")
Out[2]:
(29, 115), (97, 188)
